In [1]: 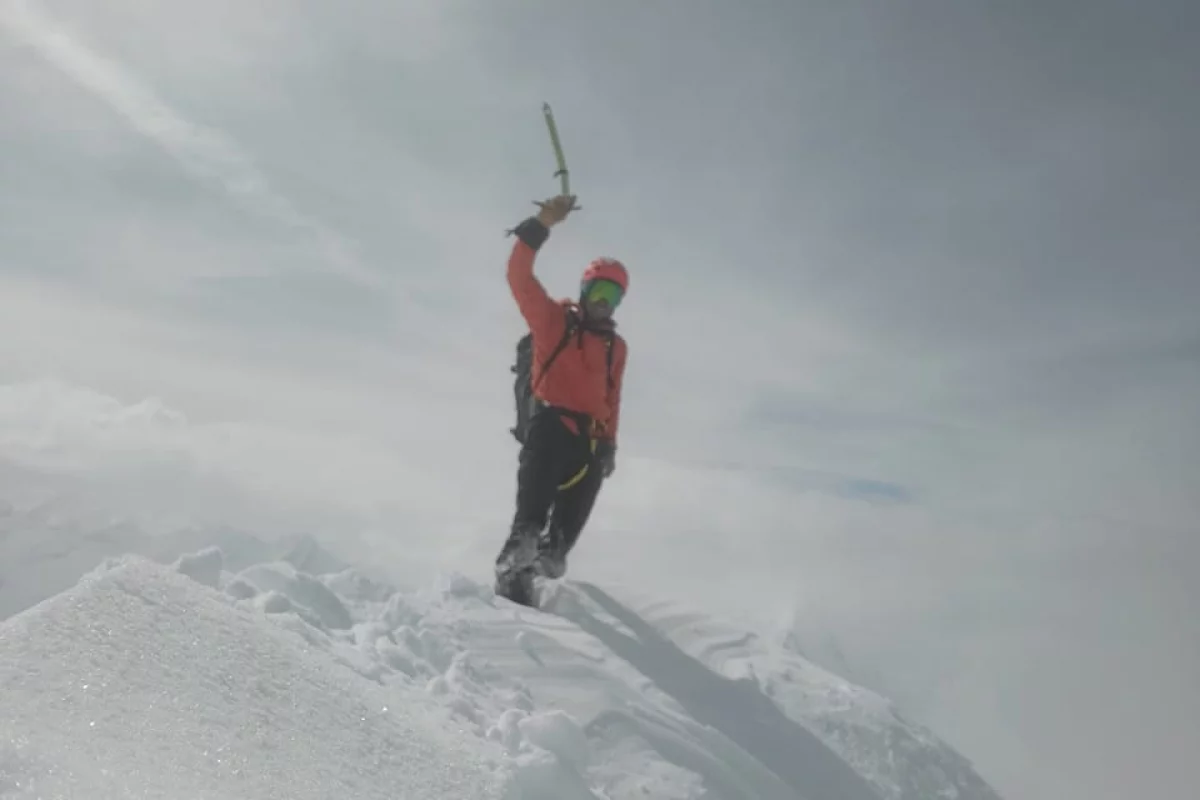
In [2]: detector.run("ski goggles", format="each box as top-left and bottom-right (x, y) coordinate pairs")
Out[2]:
(582, 278), (624, 308)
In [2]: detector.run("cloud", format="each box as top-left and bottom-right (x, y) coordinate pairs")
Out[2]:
(0, 377), (479, 541)
(0, 0), (381, 288)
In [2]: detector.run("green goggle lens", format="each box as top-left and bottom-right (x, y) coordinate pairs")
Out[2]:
(584, 279), (624, 307)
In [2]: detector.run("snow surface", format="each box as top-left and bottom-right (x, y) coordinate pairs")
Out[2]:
(0, 556), (510, 799)
(1, 531), (1004, 799)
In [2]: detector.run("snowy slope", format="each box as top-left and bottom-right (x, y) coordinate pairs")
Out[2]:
(1, 536), (1004, 800)
(547, 586), (1004, 800)
(0, 555), (512, 799)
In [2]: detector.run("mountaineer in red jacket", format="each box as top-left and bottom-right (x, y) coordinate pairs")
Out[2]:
(494, 194), (629, 605)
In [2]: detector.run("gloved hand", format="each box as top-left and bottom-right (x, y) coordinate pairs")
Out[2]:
(595, 439), (617, 478)
(534, 194), (579, 228)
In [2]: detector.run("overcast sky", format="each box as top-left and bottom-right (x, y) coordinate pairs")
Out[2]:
(2, 1), (1198, 798)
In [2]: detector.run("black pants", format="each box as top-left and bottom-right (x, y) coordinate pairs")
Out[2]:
(495, 407), (604, 575)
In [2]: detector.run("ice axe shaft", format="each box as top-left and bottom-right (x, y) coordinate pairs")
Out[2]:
(543, 102), (570, 195)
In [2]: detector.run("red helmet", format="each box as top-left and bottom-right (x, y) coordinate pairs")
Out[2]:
(581, 257), (629, 292)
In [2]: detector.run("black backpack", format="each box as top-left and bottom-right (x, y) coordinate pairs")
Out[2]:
(510, 308), (615, 443)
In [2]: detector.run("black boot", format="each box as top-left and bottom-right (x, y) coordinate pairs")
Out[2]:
(495, 522), (541, 605)
(496, 565), (536, 606)
(535, 527), (568, 579)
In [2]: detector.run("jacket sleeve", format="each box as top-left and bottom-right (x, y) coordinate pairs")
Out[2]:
(506, 218), (560, 339)
(603, 337), (627, 444)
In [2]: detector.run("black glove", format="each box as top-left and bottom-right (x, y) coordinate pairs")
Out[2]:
(595, 439), (616, 478)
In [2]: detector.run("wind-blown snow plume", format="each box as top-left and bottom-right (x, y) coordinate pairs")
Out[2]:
(0, 0), (381, 287)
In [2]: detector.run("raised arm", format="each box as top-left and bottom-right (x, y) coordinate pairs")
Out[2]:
(505, 194), (578, 337)
(506, 218), (560, 337)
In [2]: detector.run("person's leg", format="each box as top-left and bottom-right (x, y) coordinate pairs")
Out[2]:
(495, 412), (572, 601)
(539, 447), (604, 579)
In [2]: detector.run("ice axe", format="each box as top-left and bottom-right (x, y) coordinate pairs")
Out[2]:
(535, 102), (581, 212)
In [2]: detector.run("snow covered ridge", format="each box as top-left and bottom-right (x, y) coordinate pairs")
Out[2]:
(0, 548), (1004, 799)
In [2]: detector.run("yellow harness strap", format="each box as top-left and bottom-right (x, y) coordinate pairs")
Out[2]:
(557, 437), (598, 490)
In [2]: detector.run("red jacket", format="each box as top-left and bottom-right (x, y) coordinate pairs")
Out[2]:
(507, 228), (627, 443)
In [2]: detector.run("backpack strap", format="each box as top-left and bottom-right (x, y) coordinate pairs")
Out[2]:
(532, 308), (579, 394)
(604, 333), (615, 389)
